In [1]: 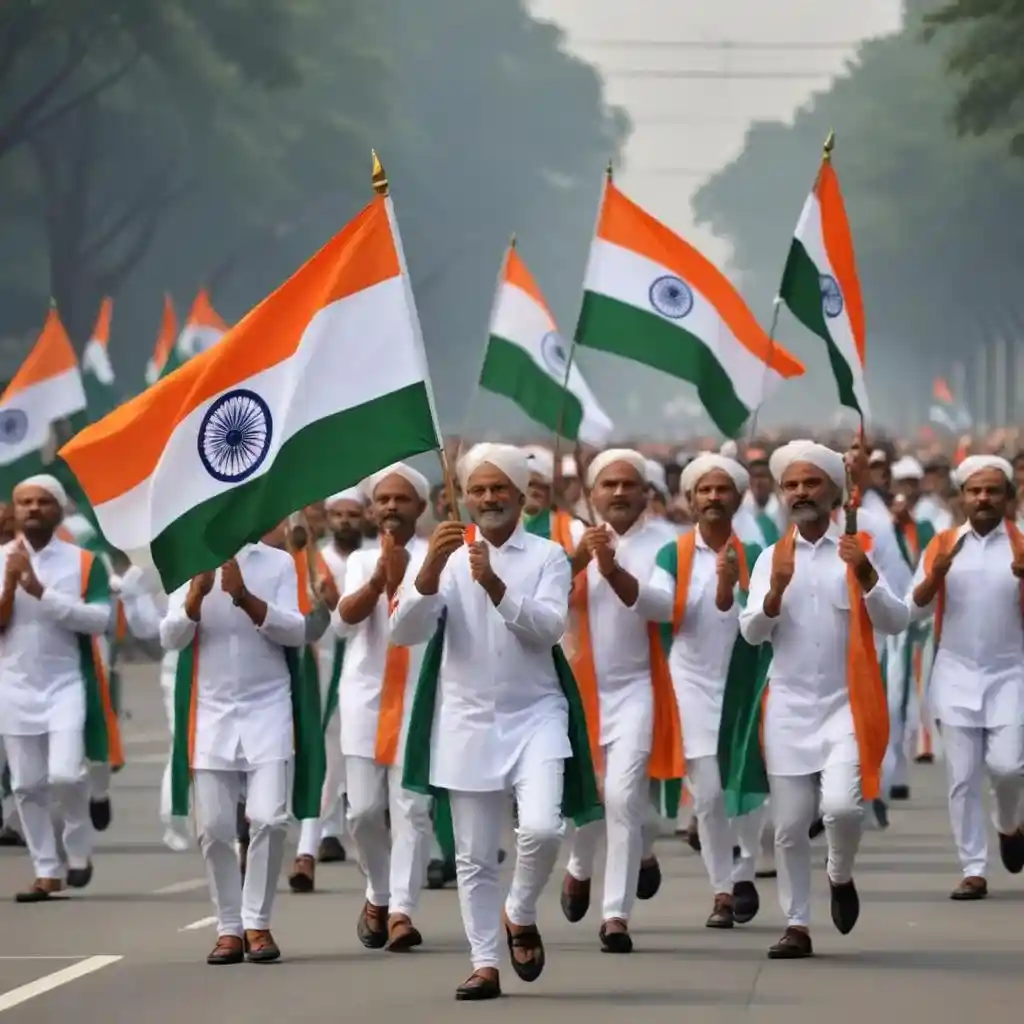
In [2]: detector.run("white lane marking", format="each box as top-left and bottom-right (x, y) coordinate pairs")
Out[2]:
(0, 957), (86, 961)
(152, 878), (206, 896)
(178, 916), (216, 932)
(0, 956), (122, 1013)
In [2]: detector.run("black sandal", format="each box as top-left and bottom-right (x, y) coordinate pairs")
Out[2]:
(504, 923), (545, 982)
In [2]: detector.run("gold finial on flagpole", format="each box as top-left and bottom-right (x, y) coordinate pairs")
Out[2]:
(823, 129), (836, 162)
(509, 232), (517, 249)
(371, 150), (389, 196)
(605, 159), (614, 182)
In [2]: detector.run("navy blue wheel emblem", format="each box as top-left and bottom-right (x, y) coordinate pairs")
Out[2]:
(197, 388), (273, 483)
(819, 274), (843, 319)
(0, 408), (28, 445)
(648, 275), (694, 320)
(541, 331), (569, 375)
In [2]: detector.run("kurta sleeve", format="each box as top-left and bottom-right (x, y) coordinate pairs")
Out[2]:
(389, 570), (446, 647)
(493, 544), (569, 647)
(738, 545), (777, 645)
(331, 552), (369, 639)
(160, 584), (197, 651)
(37, 556), (110, 635)
(863, 571), (911, 634)
(258, 559), (307, 647)
(906, 546), (937, 621)
(865, 515), (912, 598)
(633, 541), (677, 623)
(117, 568), (167, 640)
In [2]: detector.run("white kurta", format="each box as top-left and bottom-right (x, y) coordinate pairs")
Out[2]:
(908, 520), (1024, 728)
(159, 543), (306, 769)
(0, 537), (111, 737)
(645, 530), (745, 759)
(334, 535), (429, 766)
(389, 524), (571, 791)
(568, 518), (667, 750)
(739, 523), (910, 776)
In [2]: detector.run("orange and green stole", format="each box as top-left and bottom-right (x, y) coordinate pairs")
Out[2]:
(523, 507), (576, 550)
(170, 564), (326, 818)
(719, 527), (890, 814)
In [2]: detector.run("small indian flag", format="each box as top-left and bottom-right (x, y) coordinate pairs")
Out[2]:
(81, 298), (116, 417)
(59, 194), (440, 590)
(575, 178), (805, 438)
(0, 308), (85, 485)
(778, 140), (868, 419)
(145, 294), (178, 385)
(479, 241), (613, 446)
(158, 288), (227, 381)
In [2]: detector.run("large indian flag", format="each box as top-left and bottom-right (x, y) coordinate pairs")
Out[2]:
(158, 289), (227, 381)
(778, 152), (868, 419)
(60, 195), (441, 590)
(575, 180), (805, 438)
(145, 294), (178, 385)
(0, 308), (86, 494)
(479, 243), (613, 446)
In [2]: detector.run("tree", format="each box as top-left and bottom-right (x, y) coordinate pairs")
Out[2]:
(923, 0), (1024, 157)
(691, 1), (1024, 425)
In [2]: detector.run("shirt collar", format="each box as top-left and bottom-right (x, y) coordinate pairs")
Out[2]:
(486, 522), (527, 551)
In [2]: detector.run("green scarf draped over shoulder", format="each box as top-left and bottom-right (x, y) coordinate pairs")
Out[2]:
(403, 610), (602, 827)
(78, 549), (122, 766)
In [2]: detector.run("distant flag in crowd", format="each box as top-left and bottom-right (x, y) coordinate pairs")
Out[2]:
(479, 239), (613, 446)
(60, 181), (441, 590)
(0, 306), (85, 494)
(80, 297), (117, 419)
(145, 294), (178, 385)
(574, 170), (804, 438)
(929, 377), (972, 433)
(778, 132), (868, 422)
(158, 288), (227, 380)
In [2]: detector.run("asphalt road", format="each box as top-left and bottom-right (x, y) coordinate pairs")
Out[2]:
(0, 661), (1022, 1022)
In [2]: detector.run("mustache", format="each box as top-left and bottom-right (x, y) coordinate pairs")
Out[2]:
(702, 501), (725, 512)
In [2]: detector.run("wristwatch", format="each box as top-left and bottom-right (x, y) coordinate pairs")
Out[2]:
(232, 588), (248, 606)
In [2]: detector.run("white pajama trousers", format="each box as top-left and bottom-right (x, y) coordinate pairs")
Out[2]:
(345, 756), (430, 916)
(193, 762), (290, 937)
(687, 755), (764, 893)
(297, 710), (348, 858)
(450, 756), (565, 971)
(770, 761), (863, 928)
(942, 724), (1024, 878)
(4, 731), (92, 878)
(566, 738), (648, 921)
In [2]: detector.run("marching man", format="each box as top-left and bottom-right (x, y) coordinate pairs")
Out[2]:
(334, 464), (432, 951)
(739, 442), (909, 958)
(161, 533), (322, 964)
(0, 475), (113, 902)
(393, 443), (598, 1001)
(909, 455), (1024, 899)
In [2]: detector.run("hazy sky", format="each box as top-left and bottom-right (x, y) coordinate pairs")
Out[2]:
(529, 0), (903, 265)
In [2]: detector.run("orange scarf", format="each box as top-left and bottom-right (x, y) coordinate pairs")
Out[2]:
(551, 510), (575, 554)
(567, 531), (684, 781)
(922, 520), (1024, 646)
(773, 527), (887, 800)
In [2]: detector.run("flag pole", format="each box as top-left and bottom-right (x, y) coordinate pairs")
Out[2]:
(372, 149), (460, 522)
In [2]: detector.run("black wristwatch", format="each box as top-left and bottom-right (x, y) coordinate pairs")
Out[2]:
(232, 588), (248, 606)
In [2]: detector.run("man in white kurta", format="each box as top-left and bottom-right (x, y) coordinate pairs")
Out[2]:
(390, 443), (572, 1001)
(646, 454), (767, 929)
(0, 475), (111, 901)
(334, 464), (432, 951)
(908, 455), (1024, 900)
(739, 442), (909, 959)
(160, 542), (305, 964)
(558, 449), (673, 952)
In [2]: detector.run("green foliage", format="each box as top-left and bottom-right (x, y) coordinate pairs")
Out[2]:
(692, 3), (1024, 418)
(923, 0), (1024, 156)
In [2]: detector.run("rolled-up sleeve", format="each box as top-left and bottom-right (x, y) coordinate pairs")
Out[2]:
(738, 546), (777, 646)
(258, 561), (306, 648)
(160, 584), (197, 651)
(494, 546), (569, 648)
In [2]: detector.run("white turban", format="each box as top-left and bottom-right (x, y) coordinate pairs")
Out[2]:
(561, 454), (578, 479)
(952, 455), (1014, 489)
(719, 439), (739, 459)
(15, 473), (68, 509)
(680, 453), (749, 496)
(645, 459), (668, 496)
(326, 487), (368, 507)
(364, 462), (430, 503)
(522, 446), (555, 484)
(586, 448), (648, 489)
(769, 440), (845, 490)
(891, 456), (923, 482)
(459, 443), (531, 495)
(869, 448), (888, 466)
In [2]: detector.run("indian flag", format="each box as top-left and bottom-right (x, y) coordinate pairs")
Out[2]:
(59, 194), (441, 591)
(778, 146), (868, 419)
(81, 298), (116, 418)
(575, 179), (805, 438)
(479, 242), (613, 446)
(158, 288), (227, 381)
(0, 307), (86, 494)
(145, 294), (178, 385)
